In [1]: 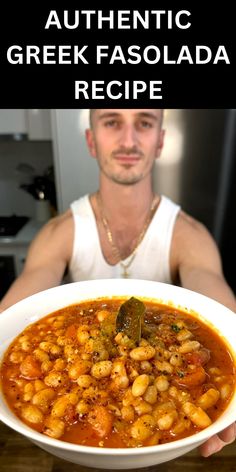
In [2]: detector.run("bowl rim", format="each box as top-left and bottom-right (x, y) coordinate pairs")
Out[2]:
(1, 277), (236, 316)
(0, 279), (236, 455)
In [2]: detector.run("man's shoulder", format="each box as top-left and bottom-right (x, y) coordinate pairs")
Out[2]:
(174, 210), (210, 240)
(46, 209), (74, 233)
(36, 209), (74, 249)
(171, 210), (219, 268)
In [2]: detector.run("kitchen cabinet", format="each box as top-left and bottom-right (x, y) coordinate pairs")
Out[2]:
(0, 110), (27, 136)
(0, 109), (51, 140)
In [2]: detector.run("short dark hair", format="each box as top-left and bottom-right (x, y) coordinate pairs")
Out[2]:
(89, 109), (96, 128)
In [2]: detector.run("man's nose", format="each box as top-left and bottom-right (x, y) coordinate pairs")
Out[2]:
(120, 125), (138, 147)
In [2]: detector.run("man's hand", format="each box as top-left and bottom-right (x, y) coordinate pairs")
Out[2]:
(200, 423), (236, 457)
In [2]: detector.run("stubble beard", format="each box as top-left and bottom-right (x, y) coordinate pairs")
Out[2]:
(96, 146), (154, 185)
(98, 161), (146, 186)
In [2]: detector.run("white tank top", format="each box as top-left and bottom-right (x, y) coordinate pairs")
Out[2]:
(69, 195), (180, 283)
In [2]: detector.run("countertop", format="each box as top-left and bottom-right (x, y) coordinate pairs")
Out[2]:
(0, 421), (235, 472)
(0, 219), (45, 246)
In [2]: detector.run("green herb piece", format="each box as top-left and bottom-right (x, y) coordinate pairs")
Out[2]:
(177, 371), (185, 378)
(171, 324), (181, 333)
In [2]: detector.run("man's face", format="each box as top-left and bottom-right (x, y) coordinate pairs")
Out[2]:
(86, 109), (165, 186)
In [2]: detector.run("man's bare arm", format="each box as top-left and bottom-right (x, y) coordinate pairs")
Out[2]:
(172, 212), (236, 457)
(173, 212), (236, 311)
(0, 211), (74, 312)
(180, 266), (236, 312)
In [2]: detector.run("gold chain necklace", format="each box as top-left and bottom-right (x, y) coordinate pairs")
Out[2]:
(97, 193), (158, 278)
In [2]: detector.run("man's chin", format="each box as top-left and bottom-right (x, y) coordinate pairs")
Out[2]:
(100, 166), (144, 185)
(110, 175), (143, 185)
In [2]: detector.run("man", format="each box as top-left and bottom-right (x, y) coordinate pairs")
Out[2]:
(0, 109), (235, 456)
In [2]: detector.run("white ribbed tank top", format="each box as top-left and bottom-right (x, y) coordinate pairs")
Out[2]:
(69, 195), (180, 283)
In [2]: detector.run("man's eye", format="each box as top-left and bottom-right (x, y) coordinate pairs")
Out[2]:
(140, 121), (153, 129)
(104, 120), (119, 127)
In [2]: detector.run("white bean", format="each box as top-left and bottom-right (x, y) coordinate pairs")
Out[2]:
(111, 361), (129, 389)
(132, 374), (149, 397)
(182, 402), (212, 428)
(76, 400), (89, 415)
(155, 375), (169, 392)
(44, 416), (65, 439)
(96, 310), (110, 322)
(133, 399), (153, 416)
(121, 405), (135, 422)
(91, 361), (112, 379)
(178, 341), (200, 354)
(157, 410), (178, 430)
(197, 388), (220, 410)
(177, 329), (193, 342)
(77, 325), (90, 345)
(130, 414), (156, 441)
(77, 374), (94, 388)
(130, 346), (155, 361)
(220, 383), (231, 400)
(154, 360), (173, 374)
(32, 388), (56, 410)
(143, 385), (158, 404)
(44, 371), (68, 388)
(21, 404), (43, 424)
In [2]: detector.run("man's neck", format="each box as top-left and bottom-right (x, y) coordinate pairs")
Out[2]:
(89, 180), (160, 263)
(97, 180), (157, 223)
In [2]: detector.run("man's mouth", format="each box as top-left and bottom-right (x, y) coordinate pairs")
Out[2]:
(114, 155), (141, 165)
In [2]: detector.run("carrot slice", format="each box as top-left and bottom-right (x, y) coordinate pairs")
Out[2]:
(20, 355), (41, 379)
(65, 324), (77, 339)
(185, 349), (210, 366)
(87, 406), (113, 438)
(174, 366), (206, 388)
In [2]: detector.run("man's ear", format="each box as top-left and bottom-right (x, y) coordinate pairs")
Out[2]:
(156, 129), (165, 159)
(85, 128), (97, 158)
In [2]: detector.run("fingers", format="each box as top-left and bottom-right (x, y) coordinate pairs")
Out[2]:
(200, 434), (225, 457)
(218, 422), (236, 443)
(199, 424), (236, 457)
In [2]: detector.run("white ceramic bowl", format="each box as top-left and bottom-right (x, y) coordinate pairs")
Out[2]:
(0, 279), (236, 469)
